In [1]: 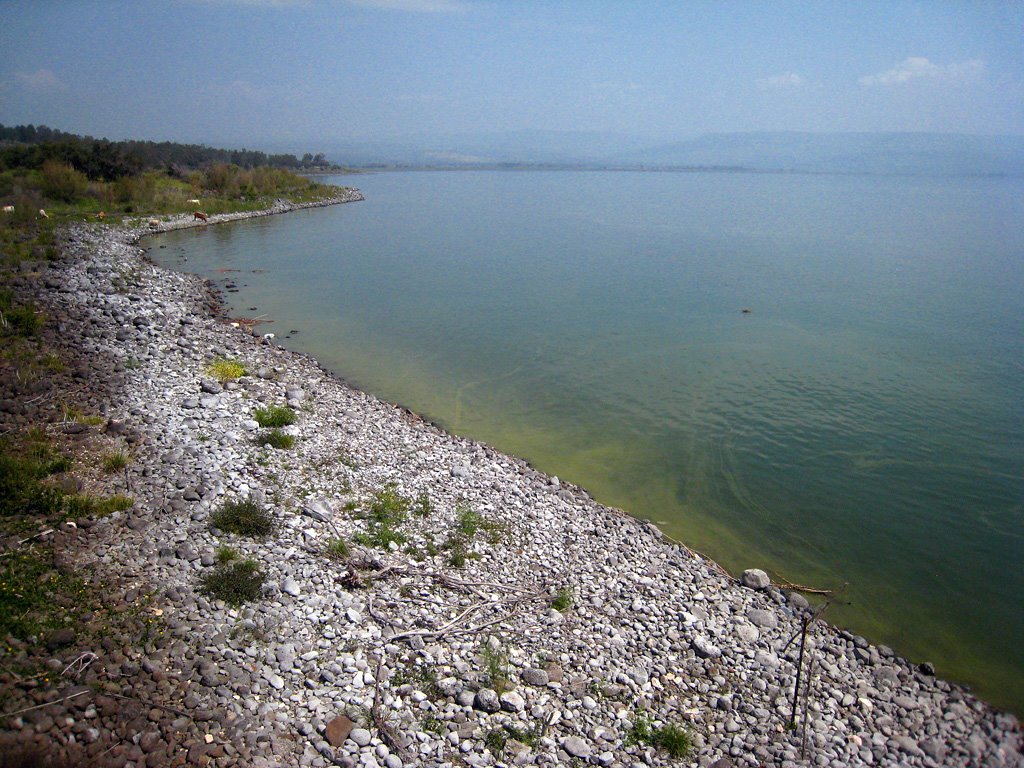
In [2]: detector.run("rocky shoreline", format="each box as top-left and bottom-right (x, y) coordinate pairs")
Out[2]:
(1, 199), (1021, 767)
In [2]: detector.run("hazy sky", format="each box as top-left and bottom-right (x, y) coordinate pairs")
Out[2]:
(2, 0), (1022, 149)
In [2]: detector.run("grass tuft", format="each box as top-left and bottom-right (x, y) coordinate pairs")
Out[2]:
(258, 429), (294, 450)
(324, 537), (350, 560)
(101, 449), (131, 474)
(626, 715), (694, 759)
(199, 559), (265, 606)
(253, 405), (296, 428)
(210, 497), (274, 537)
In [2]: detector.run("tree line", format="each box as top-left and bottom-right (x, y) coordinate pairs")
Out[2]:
(0, 123), (338, 181)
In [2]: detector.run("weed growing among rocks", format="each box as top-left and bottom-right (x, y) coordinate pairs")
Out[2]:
(210, 497), (274, 537)
(626, 714), (694, 760)
(352, 485), (410, 549)
(444, 505), (506, 566)
(481, 643), (511, 694)
(101, 449), (131, 474)
(413, 490), (433, 518)
(199, 559), (265, 606)
(205, 357), (246, 383)
(324, 537), (350, 560)
(551, 586), (574, 612)
(258, 429), (295, 450)
(253, 405), (296, 428)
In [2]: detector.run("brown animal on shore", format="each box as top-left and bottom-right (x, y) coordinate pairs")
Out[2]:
(97, 211), (106, 219)
(193, 211), (209, 223)
(148, 218), (160, 229)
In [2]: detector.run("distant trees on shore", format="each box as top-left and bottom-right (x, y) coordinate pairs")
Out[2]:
(0, 123), (339, 181)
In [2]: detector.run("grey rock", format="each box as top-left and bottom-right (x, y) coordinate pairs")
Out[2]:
(747, 609), (778, 629)
(740, 569), (770, 590)
(474, 688), (501, 713)
(522, 668), (549, 686)
(350, 728), (372, 747)
(500, 691), (526, 712)
(692, 636), (721, 659)
(561, 736), (591, 758)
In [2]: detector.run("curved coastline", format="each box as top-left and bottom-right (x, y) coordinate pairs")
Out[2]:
(2, 198), (1021, 767)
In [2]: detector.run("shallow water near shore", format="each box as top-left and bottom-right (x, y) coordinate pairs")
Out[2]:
(150, 170), (1024, 713)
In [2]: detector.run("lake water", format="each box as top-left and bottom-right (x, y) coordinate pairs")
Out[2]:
(151, 170), (1024, 713)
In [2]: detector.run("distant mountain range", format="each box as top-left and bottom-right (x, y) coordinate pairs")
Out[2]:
(319, 131), (1024, 176)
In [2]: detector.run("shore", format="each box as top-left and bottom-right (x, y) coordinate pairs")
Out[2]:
(1, 199), (1020, 768)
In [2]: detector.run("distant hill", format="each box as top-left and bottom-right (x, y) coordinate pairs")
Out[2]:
(325, 130), (1024, 176)
(627, 132), (1024, 175)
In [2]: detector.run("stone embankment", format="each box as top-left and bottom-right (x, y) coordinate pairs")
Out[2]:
(1, 200), (1021, 768)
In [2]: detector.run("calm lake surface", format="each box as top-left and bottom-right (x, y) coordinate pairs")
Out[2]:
(152, 171), (1024, 713)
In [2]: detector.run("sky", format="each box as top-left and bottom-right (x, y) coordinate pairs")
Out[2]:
(1, 0), (1023, 151)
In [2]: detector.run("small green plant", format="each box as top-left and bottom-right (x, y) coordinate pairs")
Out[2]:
(258, 429), (295, 450)
(0, 296), (44, 337)
(253, 405), (296, 428)
(101, 449), (131, 474)
(626, 715), (693, 760)
(210, 497), (274, 537)
(481, 644), (510, 694)
(443, 505), (506, 566)
(324, 537), (350, 560)
(64, 493), (133, 518)
(421, 715), (445, 736)
(353, 485), (410, 549)
(484, 729), (508, 755)
(504, 724), (541, 748)
(205, 357), (246, 383)
(199, 559), (265, 606)
(412, 490), (433, 517)
(216, 545), (240, 563)
(551, 586), (574, 612)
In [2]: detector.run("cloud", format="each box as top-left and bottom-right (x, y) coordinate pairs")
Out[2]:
(757, 72), (805, 90)
(345, 0), (470, 11)
(14, 68), (67, 91)
(859, 57), (984, 87)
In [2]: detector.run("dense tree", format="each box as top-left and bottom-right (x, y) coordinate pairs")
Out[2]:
(0, 123), (338, 174)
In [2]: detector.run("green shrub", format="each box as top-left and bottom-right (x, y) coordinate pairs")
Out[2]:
(40, 160), (88, 203)
(199, 559), (264, 606)
(258, 429), (294, 450)
(210, 497), (274, 537)
(216, 545), (239, 563)
(253, 405), (296, 428)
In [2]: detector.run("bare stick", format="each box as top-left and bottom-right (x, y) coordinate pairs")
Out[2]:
(3, 689), (89, 717)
